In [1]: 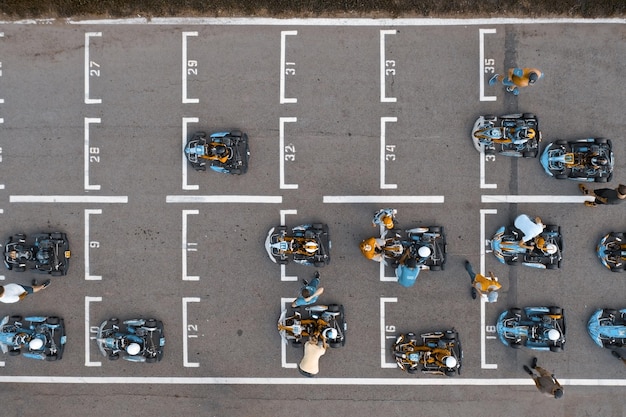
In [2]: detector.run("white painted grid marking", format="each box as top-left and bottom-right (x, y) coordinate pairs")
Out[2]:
(380, 30), (397, 103)
(480, 151), (497, 189)
(182, 32), (199, 104)
(482, 195), (594, 204)
(84, 32), (102, 104)
(85, 296), (102, 367)
(323, 196), (444, 203)
(84, 117), (101, 191)
(182, 210), (199, 281)
(380, 117), (398, 189)
(280, 31), (298, 104)
(10, 196), (128, 203)
(279, 117), (298, 189)
(279, 209), (298, 281)
(182, 117), (199, 190)
(183, 297), (201, 367)
(84, 209), (102, 281)
(479, 29), (497, 102)
(167, 195), (282, 204)
(480, 209), (498, 370)
(280, 298), (298, 368)
(380, 297), (398, 368)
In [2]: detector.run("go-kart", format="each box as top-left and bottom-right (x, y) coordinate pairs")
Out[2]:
(587, 308), (626, 349)
(277, 304), (346, 348)
(184, 130), (250, 174)
(471, 113), (541, 157)
(0, 315), (66, 361)
(394, 227), (447, 288)
(96, 318), (165, 363)
(265, 224), (330, 267)
(392, 329), (462, 376)
(490, 218), (563, 269)
(540, 138), (613, 182)
(3, 232), (71, 276)
(597, 232), (626, 272)
(497, 306), (566, 352)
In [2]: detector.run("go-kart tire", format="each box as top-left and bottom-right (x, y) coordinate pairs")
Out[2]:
(555, 140), (567, 146)
(546, 263), (558, 270)
(50, 232), (64, 240)
(230, 130), (242, 138)
(430, 265), (441, 271)
(428, 226), (442, 233)
(595, 137), (607, 144)
(328, 304), (340, 313)
(278, 258), (288, 265)
(522, 113), (536, 120)
(443, 330), (458, 341)
(51, 270), (63, 277)
(484, 114), (496, 121)
(15, 266), (25, 272)
(329, 341), (342, 349)
(195, 131), (207, 138)
(194, 165), (207, 172)
(291, 339), (302, 348)
(549, 307), (563, 315)
(522, 151), (533, 158)
(604, 309), (618, 318)
(145, 319), (158, 329)
(545, 225), (559, 233)
(555, 174), (568, 179)
(445, 369), (456, 377)
(230, 168), (242, 175)
(45, 353), (58, 361)
(511, 308), (522, 317)
(109, 318), (119, 325)
(407, 366), (419, 374)
(8, 349), (21, 356)
(108, 353), (120, 360)
(146, 356), (158, 363)
(506, 259), (518, 266)
(611, 266), (625, 273)
(510, 341), (523, 349)
(595, 176), (608, 183)
(47, 316), (60, 325)
(313, 261), (325, 267)
(550, 344), (564, 352)
(10, 315), (23, 323)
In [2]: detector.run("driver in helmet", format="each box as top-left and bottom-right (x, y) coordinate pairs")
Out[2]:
(509, 127), (536, 144)
(28, 337), (44, 351)
(207, 143), (230, 163)
(589, 155), (609, 169)
(36, 248), (53, 264)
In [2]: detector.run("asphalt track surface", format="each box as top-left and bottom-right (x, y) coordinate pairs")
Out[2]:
(0, 16), (624, 417)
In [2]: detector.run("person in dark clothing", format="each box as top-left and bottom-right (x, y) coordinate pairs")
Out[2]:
(579, 183), (626, 207)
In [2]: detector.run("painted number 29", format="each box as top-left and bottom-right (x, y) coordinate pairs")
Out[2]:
(187, 60), (198, 75)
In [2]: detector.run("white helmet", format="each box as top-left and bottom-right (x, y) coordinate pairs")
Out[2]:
(323, 328), (338, 340)
(304, 241), (319, 253)
(418, 246), (432, 258)
(126, 342), (141, 355)
(547, 329), (561, 341)
(444, 356), (458, 368)
(29, 338), (44, 351)
(545, 243), (558, 255)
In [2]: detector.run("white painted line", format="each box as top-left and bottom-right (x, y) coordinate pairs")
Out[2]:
(482, 195), (594, 204)
(280, 210), (298, 281)
(280, 298), (298, 369)
(84, 32), (102, 104)
(279, 31), (297, 104)
(182, 210), (199, 281)
(480, 209), (498, 370)
(0, 31), (3, 105)
(0, 375), (623, 385)
(166, 195), (283, 204)
(479, 29), (497, 102)
(279, 117), (298, 189)
(380, 117), (398, 189)
(85, 209), (102, 281)
(323, 196), (444, 203)
(380, 297), (398, 368)
(84, 117), (101, 191)
(10, 196), (128, 203)
(379, 261), (396, 282)
(183, 297), (201, 368)
(480, 151), (497, 189)
(182, 117), (199, 190)
(380, 30), (397, 103)
(85, 296), (102, 367)
(59, 17), (626, 26)
(182, 32), (199, 104)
